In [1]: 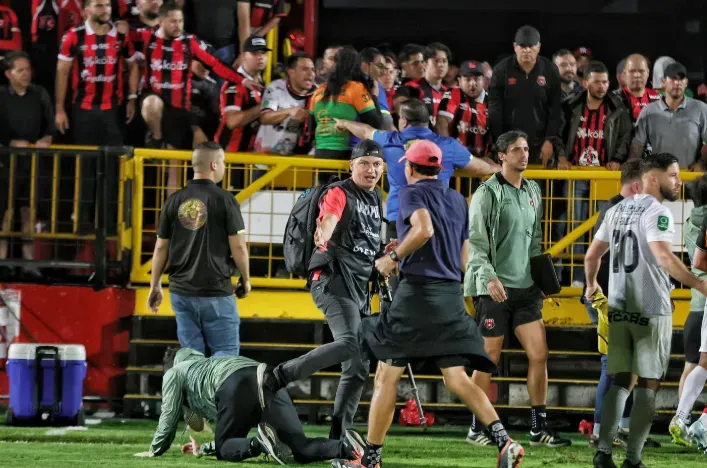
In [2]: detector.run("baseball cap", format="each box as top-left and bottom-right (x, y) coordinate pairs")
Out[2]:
(398, 140), (443, 168)
(460, 60), (484, 76)
(514, 25), (540, 46)
(664, 62), (687, 79)
(243, 35), (271, 53)
(574, 47), (593, 58)
(351, 139), (384, 159)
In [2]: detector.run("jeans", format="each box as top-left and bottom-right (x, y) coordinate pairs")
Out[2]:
(213, 45), (238, 89)
(276, 272), (370, 439)
(170, 293), (240, 356)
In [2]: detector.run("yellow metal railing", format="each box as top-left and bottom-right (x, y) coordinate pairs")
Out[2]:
(126, 150), (702, 300)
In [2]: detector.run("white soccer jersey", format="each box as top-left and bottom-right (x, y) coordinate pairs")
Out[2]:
(254, 79), (313, 155)
(595, 194), (675, 317)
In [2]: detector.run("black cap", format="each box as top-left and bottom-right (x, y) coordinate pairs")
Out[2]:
(243, 35), (271, 53)
(460, 60), (484, 76)
(514, 25), (540, 46)
(664, 62), (687, 79)
(351, 139), (384, 159)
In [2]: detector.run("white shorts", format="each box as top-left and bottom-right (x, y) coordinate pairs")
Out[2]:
(606, 312), (671, 380)
(700, 311), (707, 354)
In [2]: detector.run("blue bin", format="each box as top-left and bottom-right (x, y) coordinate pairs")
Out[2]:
(6, 344), (87, 425)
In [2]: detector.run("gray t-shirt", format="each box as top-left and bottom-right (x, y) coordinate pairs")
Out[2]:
(595, 194), (675, 317)
(632, 96), (707, 169)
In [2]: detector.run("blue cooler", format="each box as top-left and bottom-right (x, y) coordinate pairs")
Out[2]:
(6, 344), (87, 426)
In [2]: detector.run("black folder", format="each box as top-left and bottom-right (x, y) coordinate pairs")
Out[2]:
(530, 253), (561, 296)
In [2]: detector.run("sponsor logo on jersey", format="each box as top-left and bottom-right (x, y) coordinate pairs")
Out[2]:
(657, 215), (669, 231)
(608, 311), (649, 326)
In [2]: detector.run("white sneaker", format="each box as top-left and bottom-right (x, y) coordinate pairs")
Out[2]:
(670, 415), (692, 447)
(689, 414), (707, 451)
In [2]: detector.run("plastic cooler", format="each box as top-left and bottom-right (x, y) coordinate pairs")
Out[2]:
(6, 344), (87, 425)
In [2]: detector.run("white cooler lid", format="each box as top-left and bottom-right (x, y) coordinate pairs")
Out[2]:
(8, 344), (86, 361)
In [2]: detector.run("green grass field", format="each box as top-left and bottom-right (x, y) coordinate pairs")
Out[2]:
(1, 419), (707, 467)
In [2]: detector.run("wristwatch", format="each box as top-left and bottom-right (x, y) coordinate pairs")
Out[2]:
(389, 250), (400, 262)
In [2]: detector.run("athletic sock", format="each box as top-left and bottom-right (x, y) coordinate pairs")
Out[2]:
(488, 420), (510, 451)
(531, 405), (547, 433)
(593, 423), (601, 438)
(621, 391), (634, 429)
(677, 366), (707, 425)
(361, 441), (383, 467)
(471, 414), (481, 433)
(627, 387), (656, 465)
(598, 385), (630, 454)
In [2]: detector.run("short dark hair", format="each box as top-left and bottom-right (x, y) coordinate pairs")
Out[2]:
(552, 49), (573, 61)
(585, 61), (609, 77)
(620, 159), (643, 185)
(4, 51), (30, 71)
(409, 162), (442, 177)
(399, 98), (430, 126)
(382, 50), (397, 66)
(286, 52), (313, 69)
(393, 85), (414, 100)
(163, 347), (179, 372)
(359, 47), (383, 65)
(159, 1), (181, 17)
(424, 42), (451, 62)
(640, 153), (679, 176)
(688, 175), (707, 207)
(398, 44), (424, 64)
(494, 130), (528, 156)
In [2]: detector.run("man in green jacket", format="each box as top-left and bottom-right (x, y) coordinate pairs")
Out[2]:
(464, 130), (571, 448)
(134, 348), (365, 464)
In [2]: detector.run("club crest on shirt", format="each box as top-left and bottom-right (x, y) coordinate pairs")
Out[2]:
(508, 78), (517, 86)
(178, 198), (208, 230)
(484, 318), (495, 330)
(537, 76), (546, 86)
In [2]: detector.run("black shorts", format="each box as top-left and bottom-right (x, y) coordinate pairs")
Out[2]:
(385, 355), (467, 369)
(473, 285), (543, 338)
(140, 93), (193, 150)
(684, 311), (703, 364)
(72, 106), (123, 146)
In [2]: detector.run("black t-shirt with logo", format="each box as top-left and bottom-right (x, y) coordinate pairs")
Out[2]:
(157, 179), (245, 297)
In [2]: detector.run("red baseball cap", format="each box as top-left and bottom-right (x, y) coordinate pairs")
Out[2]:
(398, 140), (443, 167)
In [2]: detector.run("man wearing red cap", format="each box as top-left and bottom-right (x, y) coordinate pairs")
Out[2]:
(342, 140), (524, 468)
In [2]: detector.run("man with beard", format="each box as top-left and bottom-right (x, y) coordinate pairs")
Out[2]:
(553, 49), (582, 101)
(255, 52), (317, 155)
(315, 45), (340, 85)
(488, 25), (562, 166)
(556, 61), (632, 284)
(614, 54), (661, 123)
(125, 0), (161, 29)
(436, 60), (491, 158)
(629, 62), (707, 170)
(404, 42), (451, 127)
(586, 153), (707, 468)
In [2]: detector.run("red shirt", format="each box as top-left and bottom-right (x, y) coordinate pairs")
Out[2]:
(311, 187), (346, 280)
(620, 87), (661, 122)
(571, 103), (608, 166)
(404, 77), (449, 127)
(0, 5), (21, 52)
(249, 0), (287, 29)
(133, 28), (244, 111)
(58, 22), (136, 110)
(437, 88), (490, 156)
(215, 68), (263, 152)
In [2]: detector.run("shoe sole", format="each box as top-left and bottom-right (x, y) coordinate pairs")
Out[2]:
(257, 424), (286, 465)
(670, 423), (692, 447)
(497, 442), (524, 468)
(344, 430), (366, 460)
(256, 363), (267, 410)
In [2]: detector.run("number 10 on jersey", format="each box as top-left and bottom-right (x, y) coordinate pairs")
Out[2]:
(612, 229), (638, 274)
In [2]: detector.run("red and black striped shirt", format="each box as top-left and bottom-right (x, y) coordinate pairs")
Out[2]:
(404, 77), (449, 127)
(438, 88), (490, 156)
(249, 0), (288, 29)
(58, 22), (136, 110)
(571, 103), (608, 166)
(133, 28), (244, 111)
(618, 87), (661, 122)
(215, 67), (263, 152)
(0, 5), (22, 52)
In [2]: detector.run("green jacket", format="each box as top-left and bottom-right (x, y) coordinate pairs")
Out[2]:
(150, 349), (259, 456)
(685, 206), (707, 312)
(464, 173), (543, 297)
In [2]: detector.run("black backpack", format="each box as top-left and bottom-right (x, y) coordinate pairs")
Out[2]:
(283, 176), (340, 278)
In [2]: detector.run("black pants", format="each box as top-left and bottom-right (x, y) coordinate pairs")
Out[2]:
(215, 366), (345, 463)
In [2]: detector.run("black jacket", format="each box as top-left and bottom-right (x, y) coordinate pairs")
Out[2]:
(558, 90), (633, 165)
(488, 55), (562, 153)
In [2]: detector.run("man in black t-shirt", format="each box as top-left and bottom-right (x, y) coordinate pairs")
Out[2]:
(147, 142), (251, 357)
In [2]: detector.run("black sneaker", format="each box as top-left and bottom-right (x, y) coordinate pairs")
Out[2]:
(256, 423), (287, 465)
(256, 363), (283, 410)
(593, 451), (617, 468)
(343, 429), (366, 461)
(620, 460), (646, 468)
(529, 429), (572, 447)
